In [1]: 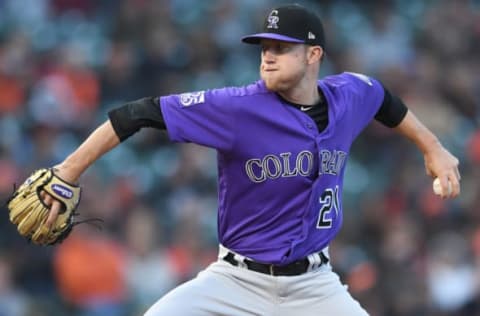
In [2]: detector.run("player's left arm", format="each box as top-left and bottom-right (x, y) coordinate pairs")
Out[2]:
(372, 83), (460, 199)
(393, 110), (460, 198)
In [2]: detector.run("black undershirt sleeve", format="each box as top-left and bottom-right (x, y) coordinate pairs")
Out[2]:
(374, 87), (408, 128)
(108, 97), (166, 142)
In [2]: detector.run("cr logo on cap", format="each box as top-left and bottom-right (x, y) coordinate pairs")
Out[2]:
(267, 10), (279, 29)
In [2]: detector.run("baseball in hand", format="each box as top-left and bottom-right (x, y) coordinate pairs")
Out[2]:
(433, 178), (452, 196)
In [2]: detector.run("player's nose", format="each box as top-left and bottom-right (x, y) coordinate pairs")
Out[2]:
(262, 50), (276, 63)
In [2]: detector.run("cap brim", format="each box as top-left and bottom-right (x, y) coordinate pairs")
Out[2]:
(241, 33), (305, 44)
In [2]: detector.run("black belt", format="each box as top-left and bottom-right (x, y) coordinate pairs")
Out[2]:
(222, 251), (329, 276)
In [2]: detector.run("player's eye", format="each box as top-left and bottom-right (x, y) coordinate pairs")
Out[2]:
(261, 43), (293, 55)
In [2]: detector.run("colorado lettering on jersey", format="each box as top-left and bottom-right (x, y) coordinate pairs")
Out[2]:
(245, 150), (313, 183)
(319, 150), (347, 176)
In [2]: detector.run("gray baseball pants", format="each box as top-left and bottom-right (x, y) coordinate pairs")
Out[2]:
(144, 247), (369, 316)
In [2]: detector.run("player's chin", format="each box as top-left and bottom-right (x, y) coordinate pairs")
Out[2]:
(262, 75), (284, 92)
(264, 79), (291, 92)
(261, 72), (297, 92)
(263, 80), (278, 91)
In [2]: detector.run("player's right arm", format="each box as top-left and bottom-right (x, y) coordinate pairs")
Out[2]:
(55, 121), (120, 181)
(51, 97), (164, 183)
(45, 97), (163, 226)
(44, 120), (120, 226)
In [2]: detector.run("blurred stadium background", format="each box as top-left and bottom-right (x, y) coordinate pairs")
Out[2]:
(0, 0), (479, 315)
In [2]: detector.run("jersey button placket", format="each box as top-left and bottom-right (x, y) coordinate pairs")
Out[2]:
(298, 102), (318, 133)
(304, 119), (317, 135)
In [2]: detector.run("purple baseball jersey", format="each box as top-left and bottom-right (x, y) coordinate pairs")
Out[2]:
(159, 72), (384, 265)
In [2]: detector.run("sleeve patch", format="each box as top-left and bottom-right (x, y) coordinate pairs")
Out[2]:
(179, 91), (205, 106)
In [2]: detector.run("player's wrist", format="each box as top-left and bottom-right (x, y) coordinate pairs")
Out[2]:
(417, 133), (442, 155)
(422, 140), (445, 158)
(53, 161), (82, 184)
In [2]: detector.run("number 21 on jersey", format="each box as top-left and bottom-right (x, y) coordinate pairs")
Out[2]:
(316, 186), (339, 229)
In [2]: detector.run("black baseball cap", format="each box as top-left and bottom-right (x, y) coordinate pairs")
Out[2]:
(242, 4), (325, 48)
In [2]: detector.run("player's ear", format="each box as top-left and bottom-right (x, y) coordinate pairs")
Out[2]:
(307, 46), (323, 64)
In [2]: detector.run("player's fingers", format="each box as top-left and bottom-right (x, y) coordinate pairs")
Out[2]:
(46, 200), (61, 227)
(42, 192), (53, 208)
(455, 167), (461, 181)
(449, 173), (460, 198)
(425, 166), (433, 178)
(40, 190), (49, 204)
(438, 175), (450, 199)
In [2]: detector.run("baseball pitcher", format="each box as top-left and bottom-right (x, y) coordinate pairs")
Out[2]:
(8, 4), (460, 316)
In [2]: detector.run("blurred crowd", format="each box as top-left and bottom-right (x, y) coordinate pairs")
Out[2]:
(0, 0), (479, 315)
